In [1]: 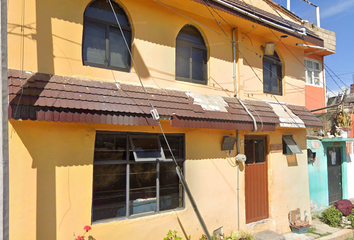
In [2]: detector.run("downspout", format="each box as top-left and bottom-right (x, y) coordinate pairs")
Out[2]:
(233, 28), (237, 97)
(236, 130), (240, 231)
(232, 28), (257, 133)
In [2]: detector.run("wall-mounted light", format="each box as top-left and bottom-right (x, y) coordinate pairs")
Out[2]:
(261, 42), (276, 56)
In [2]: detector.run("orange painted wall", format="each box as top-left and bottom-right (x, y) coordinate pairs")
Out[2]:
(304, 55), (326, 113)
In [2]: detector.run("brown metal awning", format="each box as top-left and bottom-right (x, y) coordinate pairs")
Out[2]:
(8, 69), (322, 130)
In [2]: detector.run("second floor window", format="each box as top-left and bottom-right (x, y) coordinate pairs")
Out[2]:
(305, 59), (322, 86)
(176, 25), (207, 84)
(83, 0), (131, 72)
(263, 51), (282, 95)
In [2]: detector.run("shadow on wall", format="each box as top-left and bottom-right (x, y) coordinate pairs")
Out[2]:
(11, 120), (95, 240)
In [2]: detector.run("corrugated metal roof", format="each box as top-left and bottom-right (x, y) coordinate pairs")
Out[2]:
(192, 0), (323, 46)
(8, 69), (322, 130)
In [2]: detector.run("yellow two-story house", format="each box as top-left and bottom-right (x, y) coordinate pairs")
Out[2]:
(8, 0), (332, 239)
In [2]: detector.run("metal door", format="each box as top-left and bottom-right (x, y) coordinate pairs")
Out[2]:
(327, 147), (342, 205)
(245, 136), (269, 223)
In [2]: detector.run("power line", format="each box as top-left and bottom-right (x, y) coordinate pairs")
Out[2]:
(261, 1), (347, 94)
(107, 1), (212, 239)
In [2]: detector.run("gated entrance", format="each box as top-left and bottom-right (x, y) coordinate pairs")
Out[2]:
(327, 147), (342, 205)
(244, 135), (268, 223)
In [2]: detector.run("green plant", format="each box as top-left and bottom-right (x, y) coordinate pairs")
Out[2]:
(164, 230), (182, 240)
(238, 231), (254, 240)
(321, 206), (343, 227)
(346, 209), (354, 228)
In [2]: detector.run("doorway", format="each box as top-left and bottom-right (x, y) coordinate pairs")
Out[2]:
(244, 135), (269, 223)
(327, 147), (343, 205)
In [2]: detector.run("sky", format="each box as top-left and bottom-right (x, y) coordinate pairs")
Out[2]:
(272, 0), (354, 95)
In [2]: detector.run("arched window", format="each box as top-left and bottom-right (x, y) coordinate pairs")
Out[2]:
(176, 25), (207, 84)
(263, 51), (282, 95)
(83, 0), (131, 71)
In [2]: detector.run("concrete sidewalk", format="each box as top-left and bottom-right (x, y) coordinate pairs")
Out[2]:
(282, 219), (354, 240)
(254, 219), (353, 240)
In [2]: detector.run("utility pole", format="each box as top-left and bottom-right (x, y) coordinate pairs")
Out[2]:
(0, 0), (8, 239)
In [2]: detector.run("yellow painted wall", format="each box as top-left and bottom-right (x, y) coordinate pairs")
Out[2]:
(8, 0), (314, 238)
(8, 0), (309, 105)
(9, 119), (311, 240)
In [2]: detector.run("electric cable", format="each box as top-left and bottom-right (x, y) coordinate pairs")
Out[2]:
(107, 1), (212, 239)
(261, 2), (347, 94)
(12, 0), (26, 128)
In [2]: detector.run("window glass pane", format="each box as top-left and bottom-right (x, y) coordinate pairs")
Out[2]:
(130, 163), (157, 215)
(160, 162), (183, 211)
(86, 0), (129, 27)
(83, 21), (106, 65)
(314, 71), (319, 78)
(245, 139), (254, 164)
(255, 139), (265, 163)
(192, 48), (206, 81)
(314, 77), (320, 86)
(307, 70), (313, 84)
(314, 62), (320, 70)
(94, 134), (127, 161)
(92, 164), (126, 221)
(283, 136), (302, 154)
(131, 137), (163, 159)
(306, 60), (312, 69)
(109, 28), (130, 69)
(263, 62), (271, 92)
(176, 45), (190, 78)
(271, 64), (279, 93)
(177, 26), (204, 46)
(160, 135), (184, 160)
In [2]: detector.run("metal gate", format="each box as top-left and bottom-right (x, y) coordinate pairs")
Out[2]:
(245, 136), (269, 223)
(327, 147), (342, 205)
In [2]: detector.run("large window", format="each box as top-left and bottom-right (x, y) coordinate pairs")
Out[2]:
(263, 51), (282, 95)
(305, 58), (322, 86)
(92, 132), (184, 222)
(83, 0), (131, 71)
(176, 25), (207, 84)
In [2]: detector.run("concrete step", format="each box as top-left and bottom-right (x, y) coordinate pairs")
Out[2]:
(254, 230), (285, 240)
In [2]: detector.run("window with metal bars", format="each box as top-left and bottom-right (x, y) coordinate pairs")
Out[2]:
(92, 131), (184, 222)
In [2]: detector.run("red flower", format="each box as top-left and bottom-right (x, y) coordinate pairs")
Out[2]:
(77, 236), (84, 240)
(83, 225), (92, 232)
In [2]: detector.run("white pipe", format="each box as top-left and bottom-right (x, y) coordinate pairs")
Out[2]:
(296, 43), (327, 50)
(236, 130), (240, 231)
(232, 28), (237, 97)
(316, 6), (320, 27)
(287, 0), (290, 10)
(238, 99), (257, 132)
(214, 0), (306, 35)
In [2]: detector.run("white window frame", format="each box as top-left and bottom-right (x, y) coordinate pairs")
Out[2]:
(305, 58), (322, 87)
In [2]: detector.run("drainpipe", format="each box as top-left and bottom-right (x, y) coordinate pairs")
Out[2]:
(236, 130), (240, 231)
(233, 28), (237, 97)
(232, 28), (257, 132)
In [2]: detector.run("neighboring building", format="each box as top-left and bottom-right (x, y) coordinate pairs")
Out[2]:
(8, 0), (332, 239)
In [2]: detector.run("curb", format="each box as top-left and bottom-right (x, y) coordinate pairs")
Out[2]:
(318, 229), (354, 240)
